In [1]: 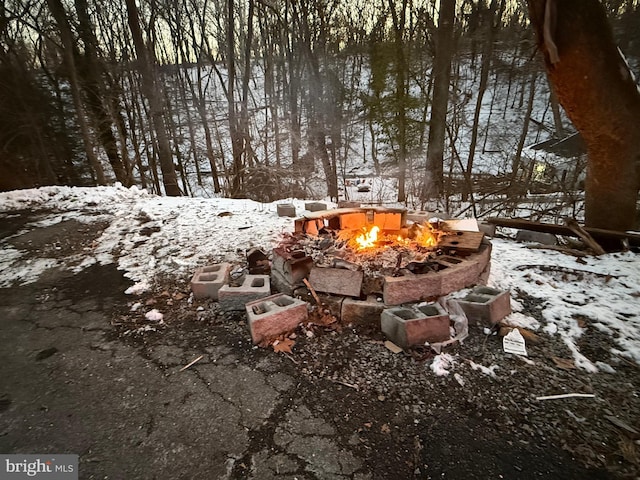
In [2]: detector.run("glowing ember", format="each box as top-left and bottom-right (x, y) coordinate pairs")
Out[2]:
(354, 225), (380, 250)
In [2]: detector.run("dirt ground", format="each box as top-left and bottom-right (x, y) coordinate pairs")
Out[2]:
(1, 211), (639, 479)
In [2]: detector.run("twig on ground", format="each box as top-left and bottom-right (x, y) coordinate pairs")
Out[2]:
(179, 355), (204, 372)
(303, 278), (322, 306)
(536, 393), (595, 401)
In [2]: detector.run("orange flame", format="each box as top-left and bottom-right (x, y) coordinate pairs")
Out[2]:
(415, 224), (438, 247)
(354, 226), (380, 250)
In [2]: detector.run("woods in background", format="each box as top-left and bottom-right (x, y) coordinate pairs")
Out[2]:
(0, 0), (638, 228)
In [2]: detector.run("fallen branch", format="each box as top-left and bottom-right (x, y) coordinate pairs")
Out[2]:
(565, 218), (606, 255)
(536, 393), (595, 401)
(179, 355), (204, 372)
(486, 217), (640, 247)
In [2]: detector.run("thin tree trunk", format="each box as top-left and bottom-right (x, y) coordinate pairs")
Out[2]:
(45, 0), (106, 185)
(125, 0), (181, 196)
(547, 77), (565, 137)
(464, 1), (497, 201)
(226, 0), (244, 197)
(74, 0), (129, 185)
(389, 0), (408, 203)
(424, 0), (455, 201)
(510, 70), (537, 188)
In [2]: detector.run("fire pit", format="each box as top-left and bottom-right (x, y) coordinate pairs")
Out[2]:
(271, 207), (491, 324)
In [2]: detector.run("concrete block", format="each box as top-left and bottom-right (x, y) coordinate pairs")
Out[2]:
(337, 201), (361, 208)
(338, 212), (368, 230)
(381, 302), (450, 349)
(373, 211), (403, 230)
(247, 248), (270, 275)
(190, 263), (231, 300)
(219, 275), (271, 311)
(246, 293), (308, 344)
(406, 210), (449, 224)
(272, 248), (313, 284)
(383, 271), (442, 306)
(305, 202), (327, 212)
(515, 229), (557, 245)
(317, 293), (345, 318)
(277, 203), (296, 217)
(308, 267), (363, 298)
(341, 295), (384, 327)
(270, 269), (296, 296)
(457, 286), (512, 325)
(478, 221), (496, 237)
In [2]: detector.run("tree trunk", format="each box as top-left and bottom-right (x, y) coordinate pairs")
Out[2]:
(45, 0), (106, 185)
(227, 0), (244, 197)
(389, 0), (408, 203)
(424, 0), (455, 200)
(125, 0), (181, 196)
(74, 0), (129, 186)
(527, 0), (640, 233)
(464, 0), (497, 200)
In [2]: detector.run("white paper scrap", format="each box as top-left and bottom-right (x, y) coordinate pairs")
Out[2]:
(503, 328), (527, 356)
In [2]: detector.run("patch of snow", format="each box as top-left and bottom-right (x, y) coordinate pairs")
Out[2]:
(430, 353), (456, 376)
(469, 361), (499, 378)
(145, 309), (164, 322)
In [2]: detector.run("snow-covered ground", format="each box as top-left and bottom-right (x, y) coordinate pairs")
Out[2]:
(1, 184), (638, 372)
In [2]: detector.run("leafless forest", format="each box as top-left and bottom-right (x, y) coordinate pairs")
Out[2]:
(1, 1), (638, 217)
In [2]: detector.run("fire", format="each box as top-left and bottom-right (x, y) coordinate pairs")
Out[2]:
(349, 222), (439, 251)
(354, 225), (380, 250)
(414, 223), (438, 247)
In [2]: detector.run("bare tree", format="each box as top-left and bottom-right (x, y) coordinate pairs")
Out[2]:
(424, 0), (456, 201)
(125, 0), (181, 196)
(45, 0), (106, 185)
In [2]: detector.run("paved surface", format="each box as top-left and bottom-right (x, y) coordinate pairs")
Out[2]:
(0, 263), (374, 479)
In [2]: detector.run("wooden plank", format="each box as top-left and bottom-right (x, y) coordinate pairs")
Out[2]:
(486, 217), (640, 247)
(438, 231), (485, 252)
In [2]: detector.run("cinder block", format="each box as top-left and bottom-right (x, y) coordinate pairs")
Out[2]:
(338, 212), (367, 230)
(515, 230), (557, 245)
(277, 203), (296, 217)
(246, 293), (308, 344)
(190, 263), (231, 300)
(337, 201), (360, 208)
(341, 295), (384, 327)
(305, 202), (327, 212)
(373, 211), (403, 230)
(381, 302), (450, 349)
(219, 275), (271, 311)
(247, 248), (269, 275)
(271, 269), (296, 296)
(478, 221), (496, 237)
(457, 286), (512, 325)
(317, 293), (345, 318)
(406, 210), (448, 224)
(272, 248), (313, 284)
(308, 267), (363, 298)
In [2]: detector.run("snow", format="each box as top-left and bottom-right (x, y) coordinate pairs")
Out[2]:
(1, 184), (639, 372)
(430, 353), (456, 376)
(145, 309), (164, 322)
